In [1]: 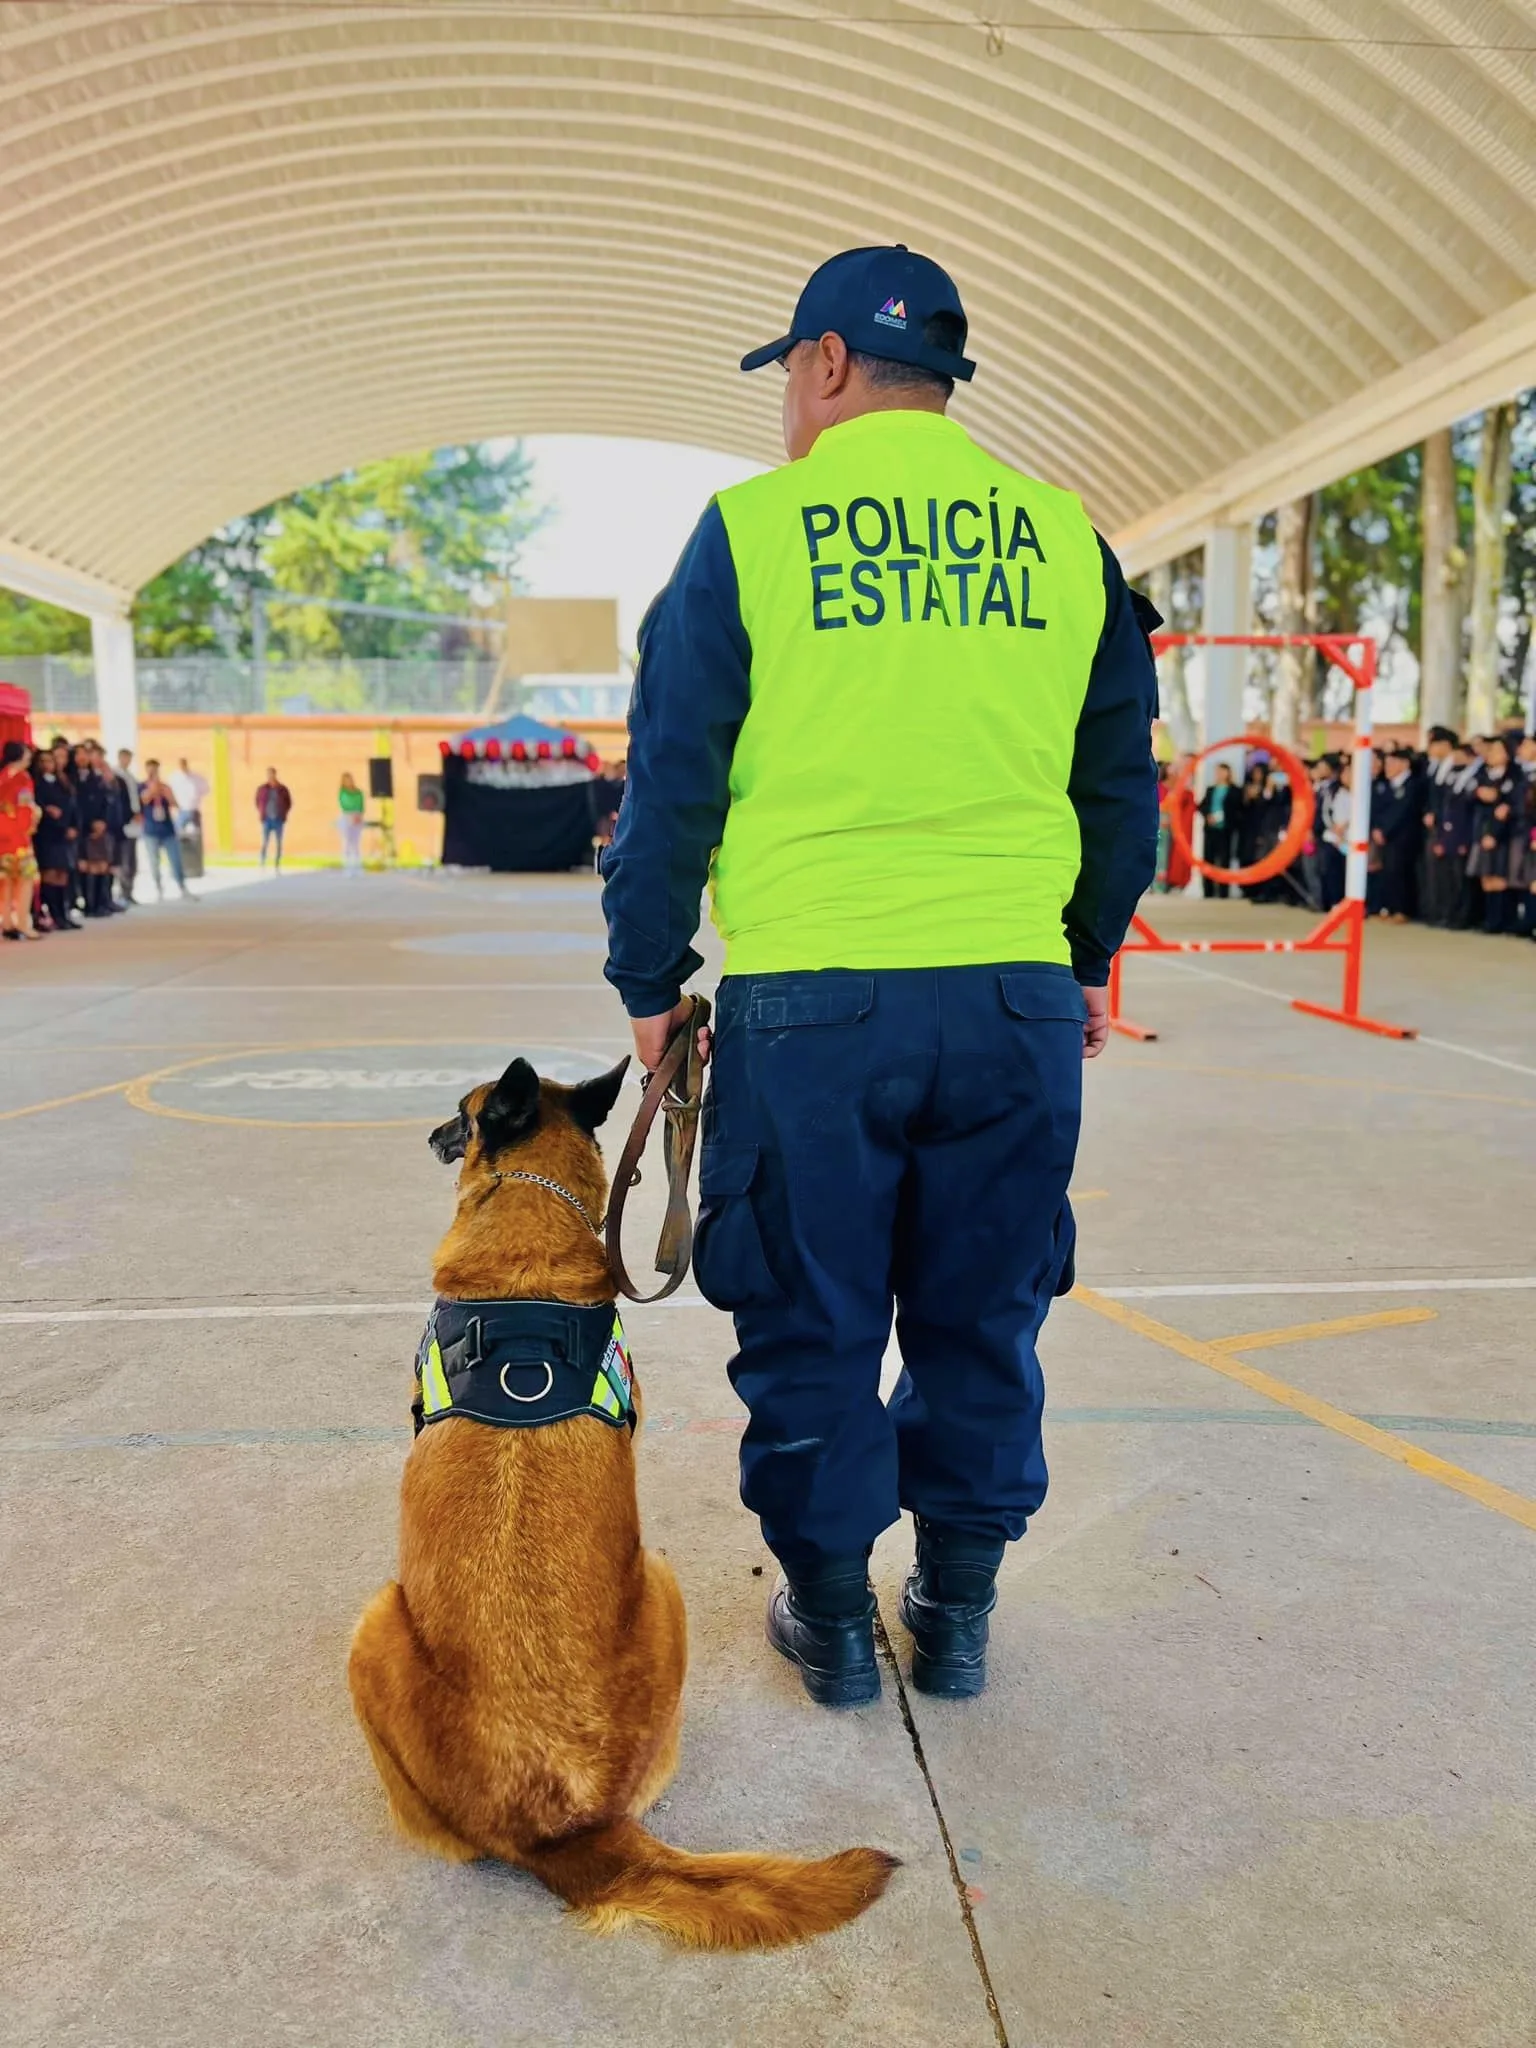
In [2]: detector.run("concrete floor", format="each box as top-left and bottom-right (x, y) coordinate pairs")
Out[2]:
(3, 874), (1533, 2047)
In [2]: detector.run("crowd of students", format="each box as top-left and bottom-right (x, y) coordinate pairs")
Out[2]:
(0, 732), (204, 939)
(1156, 720), (1536, 937)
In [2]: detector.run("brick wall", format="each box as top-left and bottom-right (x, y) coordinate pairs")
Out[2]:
(135, 714), (627, 863)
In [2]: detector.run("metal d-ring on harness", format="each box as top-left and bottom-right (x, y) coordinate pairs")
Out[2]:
(499, 1358), (553, 1403)
(605, 992), (712, 1304)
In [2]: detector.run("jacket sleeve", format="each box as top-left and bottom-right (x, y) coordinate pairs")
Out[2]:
(1062, 536), (1162, 986)
(601, 499), (752, 1018)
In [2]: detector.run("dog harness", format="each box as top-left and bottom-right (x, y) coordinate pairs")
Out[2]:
(413, 1298), (635, 1437)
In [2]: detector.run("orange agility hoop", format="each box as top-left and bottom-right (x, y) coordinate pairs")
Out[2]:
(1166, 736), (1315, 889)
(1106, 633), (1414, 1044)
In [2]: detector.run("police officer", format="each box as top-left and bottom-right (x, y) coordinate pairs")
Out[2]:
(602, 246), (1159, 1708)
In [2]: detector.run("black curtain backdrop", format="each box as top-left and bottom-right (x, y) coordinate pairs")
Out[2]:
(440, 757), (596, 871)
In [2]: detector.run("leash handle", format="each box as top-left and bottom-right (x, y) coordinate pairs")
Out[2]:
(605, 993), (712, 1304)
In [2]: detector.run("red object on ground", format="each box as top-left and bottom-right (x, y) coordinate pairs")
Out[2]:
(1110, 635), (1412, 1043)
(0, 682), (32, 751)
(1161, 779), (1197, 891)
(0, 761), (35, 856)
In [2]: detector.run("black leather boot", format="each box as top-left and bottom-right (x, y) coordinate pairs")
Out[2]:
(766, 1558), (880, 1708)
(898, 1522), (1006, 1699)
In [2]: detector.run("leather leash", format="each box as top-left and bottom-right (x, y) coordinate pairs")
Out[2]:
(605, 993), (712, 1303)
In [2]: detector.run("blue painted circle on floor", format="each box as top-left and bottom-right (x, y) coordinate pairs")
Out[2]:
(394, 930), (607, 955)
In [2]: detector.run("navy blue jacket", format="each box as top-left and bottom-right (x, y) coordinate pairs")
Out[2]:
(603, 497), (1160, 1017)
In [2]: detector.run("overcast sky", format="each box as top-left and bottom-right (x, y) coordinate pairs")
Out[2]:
(508, 435), (767, 655)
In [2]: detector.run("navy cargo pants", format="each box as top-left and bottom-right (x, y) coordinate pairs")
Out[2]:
(691, 963), (1083, 1571)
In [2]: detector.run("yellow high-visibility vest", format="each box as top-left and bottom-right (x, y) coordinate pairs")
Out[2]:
(711, 409), (1107, 974)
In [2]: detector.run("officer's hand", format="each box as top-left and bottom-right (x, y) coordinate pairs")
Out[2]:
(630, 998), (712, 1074)
(1082, 986), (1110, 1060)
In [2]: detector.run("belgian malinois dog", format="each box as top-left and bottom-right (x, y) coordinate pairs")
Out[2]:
(347, 1055), (897, 1949)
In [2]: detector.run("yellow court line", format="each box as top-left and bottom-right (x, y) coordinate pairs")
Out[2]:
(1209, 1307), (1438, 1353)
(1071, 1189), (1109, 1202)
(0, 1077), (133, 1122)
(1070, 1285), (1536, 1535)
(0, 1043), (265, 1056)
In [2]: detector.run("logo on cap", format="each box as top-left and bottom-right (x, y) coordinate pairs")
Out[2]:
(874, 296), (908, 330)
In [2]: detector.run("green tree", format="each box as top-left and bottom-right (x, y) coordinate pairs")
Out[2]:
(1503, 391), (1536, 703)
(1309, 451), (1423, 647)
(0, 592), (91, 655)
(129, 442), (544, 658)
(132, 511), (271, 657)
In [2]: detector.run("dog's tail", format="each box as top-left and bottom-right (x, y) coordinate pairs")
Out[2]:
(522, 1819), (898, 1950)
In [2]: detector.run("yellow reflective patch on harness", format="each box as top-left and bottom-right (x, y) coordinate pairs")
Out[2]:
(420, 1336), (453, 1417)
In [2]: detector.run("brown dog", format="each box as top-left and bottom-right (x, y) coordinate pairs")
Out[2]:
(347, 1055), (897, 1948)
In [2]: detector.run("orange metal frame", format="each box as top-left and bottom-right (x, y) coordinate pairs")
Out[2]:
(1110, 633), (1416, 1043)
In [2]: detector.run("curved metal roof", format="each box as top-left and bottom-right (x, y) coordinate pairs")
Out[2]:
(4, 2), (1536, 605)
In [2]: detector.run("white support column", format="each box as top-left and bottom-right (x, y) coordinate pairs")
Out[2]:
(89, 612), (139, 762)
(1201, 522), (1253, 751)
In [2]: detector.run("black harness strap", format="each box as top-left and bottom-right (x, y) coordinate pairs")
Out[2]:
(413, 1297), (635, 1437)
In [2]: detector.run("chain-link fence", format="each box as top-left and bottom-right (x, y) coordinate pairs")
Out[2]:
(1, 655), (628, 724)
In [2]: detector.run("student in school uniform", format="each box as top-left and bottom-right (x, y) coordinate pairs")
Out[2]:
(1197, 761), (1240, 897)
(1369, 744), (1420, 921)
(32, 741), (80, 931)
(72, 747), (121, 917)
(1424, 742), (1479, 928)
(1512, 736), (1536, 939)
(1317, 756), (1351, 911)
(1466, 735), (1521, 934)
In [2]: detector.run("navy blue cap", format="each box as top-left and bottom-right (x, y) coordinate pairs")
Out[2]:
(740, 244), (976, 382)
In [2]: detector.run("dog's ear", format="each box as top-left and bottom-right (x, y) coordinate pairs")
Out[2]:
(477, 1057), (542, 1155)
(567, 1056), (631, 1136)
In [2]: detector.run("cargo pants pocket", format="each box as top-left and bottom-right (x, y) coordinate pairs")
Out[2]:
(691, 1142), (785, 1313)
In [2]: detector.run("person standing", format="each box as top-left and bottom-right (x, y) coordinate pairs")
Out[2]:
(256, 767), (292, 869)
(111, 746), (143, 905)
(336, 771), (366, 871)
(73, 746), (121, 917)
(139, 759), (194, 900)
(1161, 759), (1195, 894)
(1467, 735), (1520, 934)
(602, 246), (1159, 1707)
(169, 756), (209, 829)
(1371, 744), (1421, 921)
(1197, 762), (1239, 896)
(1317, 757), (1351, 911)
(1422, 735), (1474, 928)
(1514, 736), (1536, 939)
(1237, 761), (1282, 901)
(32, 741), (79, 931)
(0, 741), (42, 940)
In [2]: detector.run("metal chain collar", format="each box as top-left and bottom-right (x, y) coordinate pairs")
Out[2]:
(485, 1167), (602, 1235)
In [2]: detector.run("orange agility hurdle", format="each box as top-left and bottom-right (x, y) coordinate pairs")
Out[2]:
(1108, 633), (1415, 1044)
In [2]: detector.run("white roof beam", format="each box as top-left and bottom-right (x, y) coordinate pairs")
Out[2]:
(0, 539), (132, 619)
(1112, 292), (1536, 575)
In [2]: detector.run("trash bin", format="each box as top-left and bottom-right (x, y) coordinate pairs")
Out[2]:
(179, 821), (205, 880)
